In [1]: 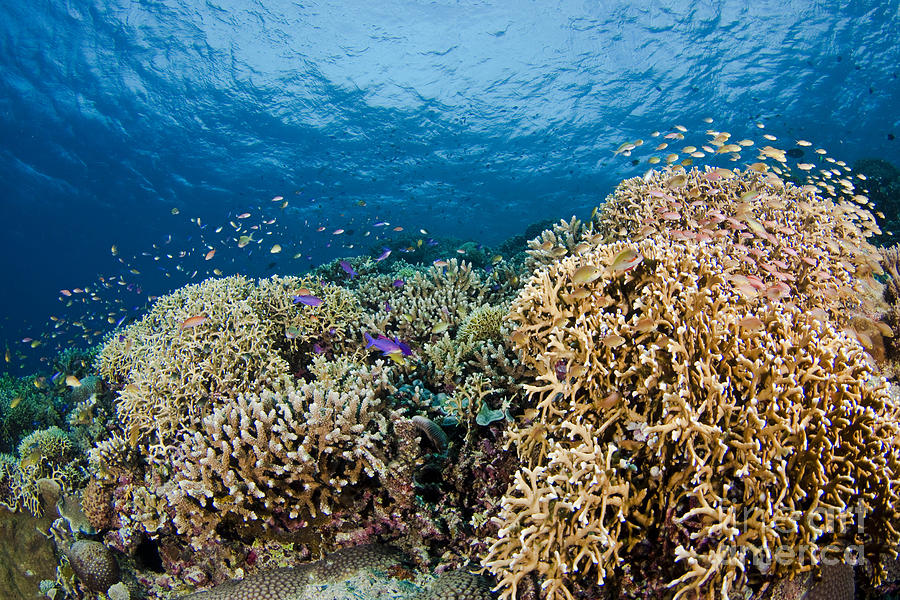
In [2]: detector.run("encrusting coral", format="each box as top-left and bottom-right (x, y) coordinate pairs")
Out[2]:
(482, 230), (900, 599)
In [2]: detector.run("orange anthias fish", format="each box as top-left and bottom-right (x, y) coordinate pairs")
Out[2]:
(181, 315), (208, 329)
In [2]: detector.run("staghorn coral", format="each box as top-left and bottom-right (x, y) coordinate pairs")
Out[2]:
(482, 235), (900, 599)
(356, 259), (499, 341)
(591, 166), (885, 326)
(133, 361), (396, 548)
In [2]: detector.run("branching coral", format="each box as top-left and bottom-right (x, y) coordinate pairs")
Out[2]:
(97, 276), (291, 446)
(96, 274), (363, 448)
(525, 216), (590, 271)
(355, 260), (499, 340)
(483, 235), (900, 599)
(458, 304), (507, 344)
(591, 166), (885, 324)
(128, 361), (398, 549)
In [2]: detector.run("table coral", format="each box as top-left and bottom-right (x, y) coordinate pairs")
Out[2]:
(483, 232), (900, 599)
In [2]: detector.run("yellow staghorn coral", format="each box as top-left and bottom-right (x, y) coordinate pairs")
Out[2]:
(96, 275), (363, 447)
(482, 235), (900, 600)
(590, 166), (885, 326)
(139, 360), (396, 549)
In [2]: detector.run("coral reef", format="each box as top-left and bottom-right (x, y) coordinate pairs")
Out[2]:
(65, 540), (120, 593)
(0, 373), (67, 453)
(96, 274), (363, 447)
(482, 232), (900, 599)
(355, 259), (502, 341)
(591, 166), (885, 325)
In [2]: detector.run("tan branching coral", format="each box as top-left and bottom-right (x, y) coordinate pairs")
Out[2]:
(136, 361), (397, 548)
(591, 166), (885, 324)
(97, 276), (291, 446)
(96, 275), (364, 447)
(525, 216), (590, 271)
(483, 235), (900, 599)
(356, 260), (495, 340)
(251, 274), (363, 355)
(458, 304), (507, 344)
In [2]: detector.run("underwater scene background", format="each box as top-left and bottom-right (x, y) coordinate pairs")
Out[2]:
(1, 1), (899, 599)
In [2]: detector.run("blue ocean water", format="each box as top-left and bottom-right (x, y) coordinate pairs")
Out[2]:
(0, 0), (897, 373)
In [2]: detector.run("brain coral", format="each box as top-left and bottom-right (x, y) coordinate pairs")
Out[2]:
(482, 234), (900, 599)
(176, 543), (405, 599)
(66, 540), (120, 592)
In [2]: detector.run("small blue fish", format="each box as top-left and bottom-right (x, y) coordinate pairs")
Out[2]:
(293, 294), (324, 307)
(339, 260), (357, 279)
(375, 248), (392, 262)
(392, 279), (404, 287)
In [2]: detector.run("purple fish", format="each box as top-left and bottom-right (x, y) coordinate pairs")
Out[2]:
(312, 343), (326, 354)
(375, 248), (392, 262)
(363, 332), (402, 356)
(339, 260), (357, 279)
(392, 279), (404, 287)
(384, 301), (391, 312)
(293, 294), (324, 307)
(392, 337), (413, 356)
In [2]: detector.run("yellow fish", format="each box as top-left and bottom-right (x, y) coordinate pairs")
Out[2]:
(9, 396), (22, 409)
(385, 351), (406, 366)
(65, 375), (82, 388)
(610, 248), (643, 272)
(432, 321), (450, 334)
(572, 265), (601, 286)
